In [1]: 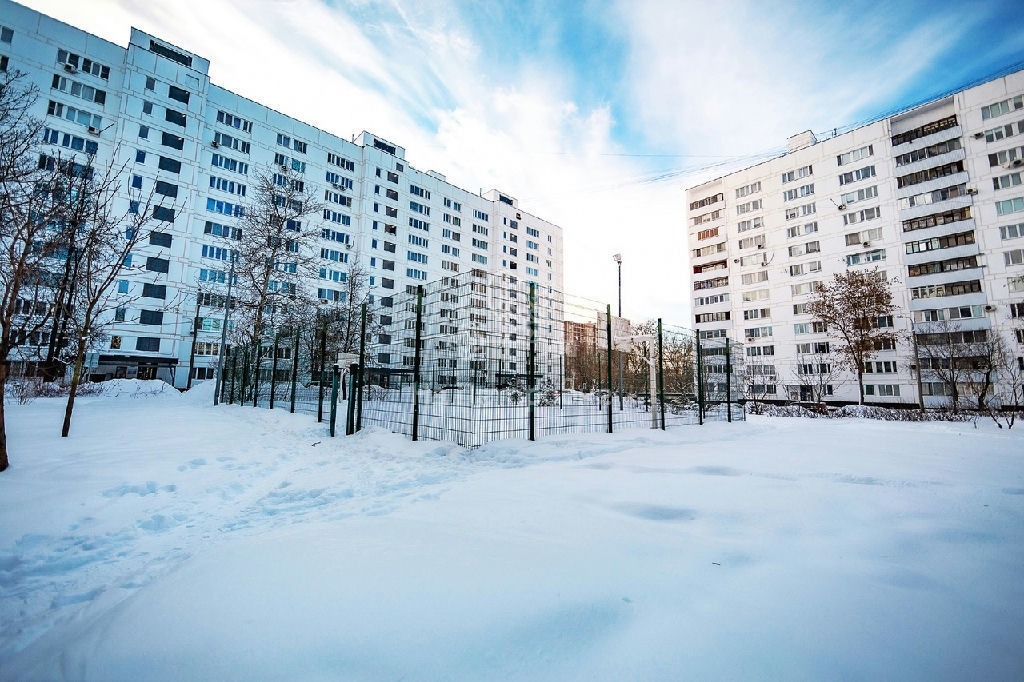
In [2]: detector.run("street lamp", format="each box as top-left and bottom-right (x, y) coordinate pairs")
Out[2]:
(612, 253), (623, 410)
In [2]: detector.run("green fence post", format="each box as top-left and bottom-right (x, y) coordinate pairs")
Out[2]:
(228, 350), (236, 405)
(528, 282), (536, 441)
(329, 364), (340, 437)
(270, 332), (280, 409)
(252, 345), (261, 407)
(696, 334), (704, 426)
(606, 304), (613, 434)
(220, 349), (230, 404)
(412, 285), (424, 442)
(317, 316), (327, 422)
(240, 349), (250, 406)
(346, 364), (358, 435)
(658, 318), (666, 430)
(289, 326), (299, 414)
(357, 303), (367, 431)
(726, 337), (732, 423)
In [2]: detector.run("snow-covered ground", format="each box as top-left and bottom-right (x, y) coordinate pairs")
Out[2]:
(2, 382), (1023, 680)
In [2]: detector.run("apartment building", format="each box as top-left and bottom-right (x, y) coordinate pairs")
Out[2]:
(685, 68), (1024, 406)
(0, 0), (564, 387)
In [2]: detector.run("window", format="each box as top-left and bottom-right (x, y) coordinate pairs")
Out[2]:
(136, 337), (160, 352)
(1001, 223), (1024, 240)
(142, 283), (167, 299)
(160, 131), (184, 150)
(139, 310), (163, 325)
(149, 231), (173, 247)
(155, 180), (178, 198)
(117, 280), (129, 293)
(164, 108), (186, 127)
(51, 75), (106, 105)
(217, 110), (253, 133)
(736, 199), (762, 215)
(153, 206), (175, 222)
(168, 85), (190, 104)
(996, 197), (1024, 216)
(781, 166), (812, 183)
(145, 76), (156, 91)
(895, 138), (962, 167)
(1005, 249), (1024, 266)
(135, 149), (146, 163)
(865, 384), (900, 397)
(142, 101), (153, 115)
(1, 26), (13, 43)
(981, 95), (1024, 120)
(837, 144), (873, 165)
(138, 124), (149, 139)
(734, 182), (761, 198)
(158, 156), (181, 173)
(890, 115), (957, 146)
(898, 161), (964, 189)
(146, 257), (169, 273)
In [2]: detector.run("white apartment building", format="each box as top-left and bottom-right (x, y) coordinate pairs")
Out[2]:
(686, 68), (1024, 406)
(0, 1), (564, 387)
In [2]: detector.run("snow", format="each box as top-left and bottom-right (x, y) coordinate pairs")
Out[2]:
(2, 381), (1023, 679)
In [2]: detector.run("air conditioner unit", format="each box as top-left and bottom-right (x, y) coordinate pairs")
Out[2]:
(838, 204), (847, 210)
(1012, 159), (1024, 168)
(87, 126), (99, 136)
(280, 165), (289, 172)
(757, 244), (765, 249)
(63, 63), (76, 73)
(210, 140), (219, 148)
(862, 241), (870, 248)
(984, 304), (995, 312)
(331, 183), (342, 190)
(973, 132), (985, 139)
(966, 187), (978, 195)
(733, 258), (740, 263)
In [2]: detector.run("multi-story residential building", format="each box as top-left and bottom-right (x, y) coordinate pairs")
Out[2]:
(685, 68), (1024, 406)
(0, 1), (564, 387)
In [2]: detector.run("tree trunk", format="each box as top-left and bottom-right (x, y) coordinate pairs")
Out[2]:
(61, 336), (88, 438)
(0, 361), (9, 472)
(857, 366), (865, 405)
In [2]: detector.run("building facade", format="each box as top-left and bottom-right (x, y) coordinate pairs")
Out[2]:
(0, 1), (564, 387)
(686, 69), (1024, 406)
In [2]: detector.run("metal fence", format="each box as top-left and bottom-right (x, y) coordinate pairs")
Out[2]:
(219, 272), (746, 445)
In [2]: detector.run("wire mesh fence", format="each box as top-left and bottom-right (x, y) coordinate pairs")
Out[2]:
(219, 271), (746, 446)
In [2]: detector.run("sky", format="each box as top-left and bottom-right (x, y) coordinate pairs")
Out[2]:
(22, 0), (1024, 323)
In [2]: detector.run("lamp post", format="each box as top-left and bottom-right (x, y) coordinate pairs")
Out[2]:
(613, 253), (623, 410)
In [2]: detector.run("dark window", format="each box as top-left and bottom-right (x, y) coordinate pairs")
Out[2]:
(149, 231), (173, 247)
(135, 150), (146, 163)
(381, 297), (393, 307)
(138, 125), (149, 139)
(158, 156), (181, 173)
(136, 337), (160, 352)
(155, 181), (178, 198)
(152, 206), (175, 222)
(139, 310), (164, 325)
(160, 131), (184, 150)
(149, 40), (192, 67)
(142, 283), (167, 299)
(164, 108), (186, 127)
(146, 256), (169, 273)
(377, 353), (391, 364)
(145, 76), (156, 90)
(167, 85), (190, 104)
(382, 278), (395, 289)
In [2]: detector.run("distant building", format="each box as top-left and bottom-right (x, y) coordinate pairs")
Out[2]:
(686, 69), (1024, 406)
(0, 0), (564, 386)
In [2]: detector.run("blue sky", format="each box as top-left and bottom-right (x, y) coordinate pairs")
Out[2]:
(27, 0), (1024, 320)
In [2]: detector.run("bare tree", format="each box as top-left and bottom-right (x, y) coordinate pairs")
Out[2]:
(986, 329), (1023, 429)
(0, 70), (66, 470)
(58, 151), (159, 438)
(807, 267), (898, 404)
(234, 166), (323, 351)
(915, 322), (991, 412)
(789, 349), (838, 404)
